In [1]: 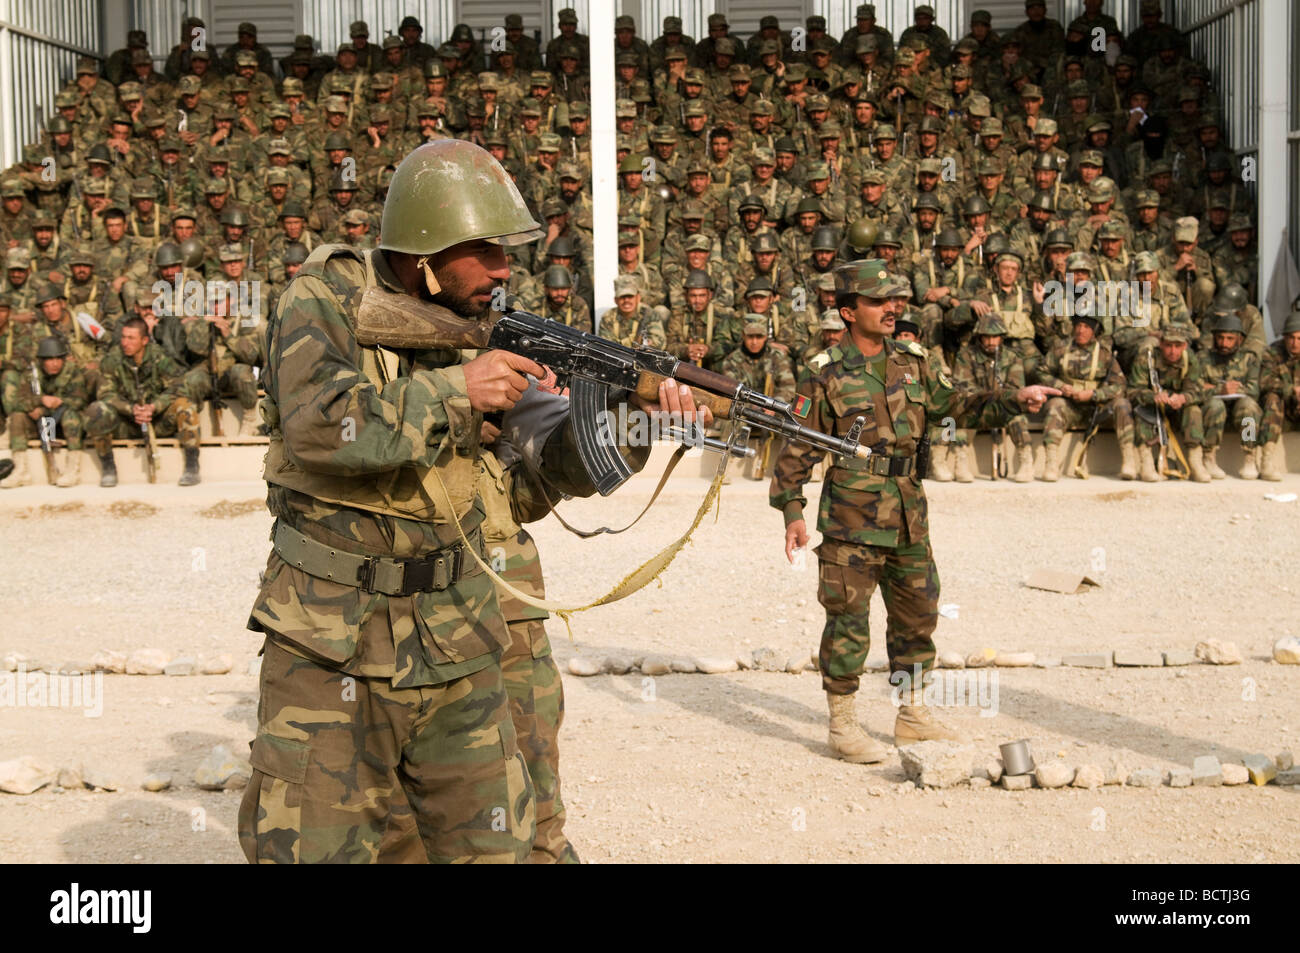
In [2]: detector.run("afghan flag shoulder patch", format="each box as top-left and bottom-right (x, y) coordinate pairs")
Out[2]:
(792, 394), (812, 419)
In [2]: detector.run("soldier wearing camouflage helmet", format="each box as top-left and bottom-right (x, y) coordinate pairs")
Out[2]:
(772, 260), (1057, 760)
(950, 312), (1036, 482)
(240, 139), (701, 864)
(1199, 309), (1263, 479)
(0, 335), (90, 488)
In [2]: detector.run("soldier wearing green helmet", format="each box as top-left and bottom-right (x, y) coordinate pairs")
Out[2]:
(241, 139), (704, 865)
(1199, 309), (1263, 480)
(772, 257), (1059, 760)
(0, 335), (90, 489)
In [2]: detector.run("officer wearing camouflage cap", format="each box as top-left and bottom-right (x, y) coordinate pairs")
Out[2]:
(242, 139), (701, 864)
(603, 273), (668, 349)
(772, 258), (1057, 760)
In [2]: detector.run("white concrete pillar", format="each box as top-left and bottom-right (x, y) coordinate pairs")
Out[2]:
(1256, 0), (1289, 336)
(588, 0), (617, 333)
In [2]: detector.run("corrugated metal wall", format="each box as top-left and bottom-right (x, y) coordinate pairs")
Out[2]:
(0, 0), (104, 167)
(1174, 0), (1259, 154)
(208, 0), (296, 57)
(129, 0), (208, 69)
(723, 0), (806, 35)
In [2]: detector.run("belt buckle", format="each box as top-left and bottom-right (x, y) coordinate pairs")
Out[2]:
(397, 556), (438, 596)
(357, 557), (379, 593)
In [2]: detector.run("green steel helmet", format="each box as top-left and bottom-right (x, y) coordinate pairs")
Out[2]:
(379, 140), (541, 255)
(873, 227), (901, 248)
(1044, 228), (1073, 250)
(154, 242), (183, 268)
(913, 192), (943, 212)
(618, 153), (645, 174)
(37, 335), (68, 358)
(324, 131), (351, 151)
(1216, 283), (1248, 312)
(543, 265), (573, 289)
(811, 226), (839, 251)
(962, 194), (991, 216)
(1211, 311), (1242, 335)
(35, 282), (65, 305)
(846, 217), (879, 254)
(976, 313), (1008, 337)
(548, 235), (576, 258)
(683, 269), (714, 290)
(1027, 190), (1055, 212)
(984, 233), (1011, 259)
(179, 237), (205, 269)
(283, 242), (309, 266)
(220, 207), (249, 227)
(936, 227), (964, 248)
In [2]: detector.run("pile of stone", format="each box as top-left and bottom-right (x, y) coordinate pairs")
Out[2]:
(0, 743), (251, 796)
(2, 650), (234, 676)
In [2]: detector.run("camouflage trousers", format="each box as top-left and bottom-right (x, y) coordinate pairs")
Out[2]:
(83, 397), (201, 451)
(501, 618), (577, 864)
(1041, 396), (1134, 447)
(1005, 336), (1042, 380)
(815, 536), (939, 695)
(1203, 394), (1263, 448)
(6, 406), (84, 451)
(238, 639), (535, 864)
(1261, 391), (1300, 444)
(957, 404), (1030, 448)
(182, 356), (258, 411)
(1134, 402), (1203, 448)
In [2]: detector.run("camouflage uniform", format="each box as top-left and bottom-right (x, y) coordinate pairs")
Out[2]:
(1037, 336), (1135, 452)
(1128, 342), (1205, 449)
(83, 342), (200, 449)
(1200, 342), (1262, 453)
(950, 334), (1031, 450)
(770, 261), (1024, 694)
(3, 356), (89, 451)
(240, 240), (642, 864)
(1261, 336), (1300, 445)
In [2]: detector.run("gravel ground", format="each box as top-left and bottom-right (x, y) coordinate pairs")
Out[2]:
(0, 471), (1296, 863)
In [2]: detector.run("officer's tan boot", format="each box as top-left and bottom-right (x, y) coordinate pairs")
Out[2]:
(1041, 443), (1060, 482)
(56, 451), (81, 488)
(0, 451), (30, 489)
(1259, 439), (1284, 482)
(1013, 444), (1034, 483)
(895, 690), (964, 746)
(1203, 444), (1226, 480)
(826, 693), (891, 764)
(1138, 444), (1160, 482)
(237, 405), (261, 437)
(928, 443), (953, 481)
(952, 445), (974, 483)
(1239, 445), (1259, 480)
(1119, 441), (1138, 480)
(1187, 446), (1211, 483)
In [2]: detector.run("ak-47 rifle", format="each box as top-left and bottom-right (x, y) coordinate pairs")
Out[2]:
(30, 362), (56, 474)
(354, 293), (870, 495)
(1146, 348), (1189, 479)
(142, 419), (159, 483)
(1069, 402), (1112, 478)
(990, 343), (1007, 479)
(207, 315), (227, 436)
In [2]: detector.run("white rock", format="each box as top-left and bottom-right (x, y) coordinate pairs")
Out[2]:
(937, 651), (965, 669)
(970, 777), (992, 789)
(1104, 756), (1130, 786)
(898, 740), (974, 789)
(164, 656), (196, 677)
(1241, 754), (1276, 786)
(1127, 768), (1162, 788)
(670, 657), (698, 674)
(1273, 636), (1300, 665)
(1034, 656), (1062, 668)
(194, 744), (251, 791)
(0, 756), (58, 795)
(994, 652), (1035, 667)
(1194, 639), (1242, 665)
(1277, 750), (1294, 772)
(1035, 762), (1075, 789)
(696, 656), (739, 674)
(83, 767), (120, 792)
(734, 654), (753, 671)
(566, 657), (601, 677)
(783, 654), (807, 674)
(91, 650), (126, 674)
(142, 774), (172, 792)
(0, 653), (21, 672)
(1072, 764), (1104, 789)
(751, 647), (784, 672)
(602, 656), (634, 675)
(57, 764), (85, 789)
(1168, 769), (1192, 788)
(126, 648), (170, 675)
(199, 654), (233, 675)
(1221, 764), (1249, 786)
(965, 649), (997, 668)
(1002, 773), (1033, 790)
(640, 656), (672, 676)
(1191, 755), (1223, 786)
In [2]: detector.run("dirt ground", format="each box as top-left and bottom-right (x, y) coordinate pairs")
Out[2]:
(1, 469), (1296, 864)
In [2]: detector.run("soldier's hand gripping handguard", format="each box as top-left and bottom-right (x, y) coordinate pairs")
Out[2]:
(354, 293), (871, 495)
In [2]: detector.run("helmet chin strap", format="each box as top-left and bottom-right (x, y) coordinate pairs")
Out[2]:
(416, 255), (442, 296)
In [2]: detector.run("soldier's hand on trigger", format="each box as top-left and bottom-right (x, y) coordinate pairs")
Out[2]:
(464, 350), (546, 412)
(1016, 384), (1060, 413)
